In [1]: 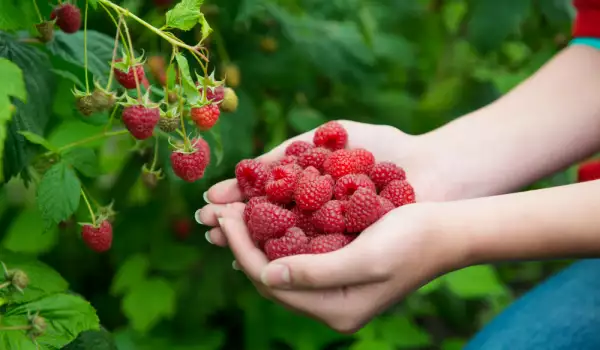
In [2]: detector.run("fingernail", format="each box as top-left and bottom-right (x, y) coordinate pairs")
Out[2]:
(232, 260), (240, 270)
(204, 231), (213, 244)
(203, 191), (212, 204)
(217, 217), (225, 227)
(261, 264), (290, 287)
(194, 209), (204, 225)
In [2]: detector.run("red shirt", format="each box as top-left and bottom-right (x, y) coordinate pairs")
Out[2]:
(573, 0), (600, 37)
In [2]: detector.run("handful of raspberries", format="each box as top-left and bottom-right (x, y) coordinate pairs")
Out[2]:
(235, 121), (415, 261)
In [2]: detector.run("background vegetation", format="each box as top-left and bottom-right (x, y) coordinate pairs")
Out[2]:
(0, 0), (579, 348)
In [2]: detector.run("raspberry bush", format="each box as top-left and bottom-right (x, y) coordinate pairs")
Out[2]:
(0, 0), (580, 349)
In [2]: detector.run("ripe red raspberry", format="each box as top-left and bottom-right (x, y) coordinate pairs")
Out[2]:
(380, 180), (416, 207)
(197, 85), (225, 103)
(351, 148), (375, 174)
(265, 164), (302, 203)
(270, 155), (297, 168)
(297, 147), (331, 171)
(323, 149), (374, 178)
(170, 138), (210, 182)
(312, 200), (346, 234)
(344, 234), (358, 245)
(50, 4), (81, 34)
(235, 159), (270, 198)
(191, 104), (220, 130)
(248, 203), (296, 241)
(578, 160), (600, 182)
(370, 162), (406, 189)
(81, 220), (113, 253)
(333, 174), (376, 200)
(313, 121), (348, 150)
(122, 105), (160, 140)
(298, 166), (320, 182)
(285, 140), (314, 157)
(290, 206), (319, 236)
(264, 227), (309, 261)
(294, 175), (334, 211)
(309, 233), (347, 254)
(345, 187), (380, 233)
(244, 196), (271, 224)
(377, 196), (395, 219)
(113, 59), (146, 90)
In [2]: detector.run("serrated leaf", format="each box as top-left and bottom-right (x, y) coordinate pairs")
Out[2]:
(444, 265), (507, 298)
(122, 277), (177, 334)
(0, 57), (26, 183)
(3, 293), (100, 349)
(48, 120), (105, 149)
(0, 33), (55, 183)
(174, 53), (201, 105)
(165, 0), (205, 31)
(36, 162), (81, 226)
(110, 254), (150, 296)
(198, 13), (212, 42)
(18, 131), (57, 152)
(0, 254), (68, 304)
(62, 148), (100, 177)
(2, 207), (58, 255)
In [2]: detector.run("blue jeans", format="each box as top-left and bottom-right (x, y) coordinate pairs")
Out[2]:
(464, 260), (600, 350)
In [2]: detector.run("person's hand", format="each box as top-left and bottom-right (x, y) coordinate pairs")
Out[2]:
(213, 201), (467, 333)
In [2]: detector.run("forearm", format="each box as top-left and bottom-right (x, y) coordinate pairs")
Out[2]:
(417, 44), (600, 201)
(434, 181), (600, 266)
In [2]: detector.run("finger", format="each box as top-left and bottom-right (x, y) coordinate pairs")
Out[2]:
(205, 179), (244, 204)
(260, 233), (390, 290)
(195, 203), (246, 227)
(217, 206), (268, 281)
(206, 227), (228, 247)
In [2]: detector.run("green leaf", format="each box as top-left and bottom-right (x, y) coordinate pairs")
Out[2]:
(63, 328), (118, 350)
(443, 1), (467, 34)
(379, 315), (432, 348)
(174, 53), (201, 105)
(122, 278), (177, 334)
(2, 207), (58, 255)
(0, 33), (55, 183)
(0, 254), (68, 304)
(349, 339), (394, 350)
(110, 254), (150, 296)
(3, 293), (100, 349)
(18, 131), (58, 152)
(165, 0), (205, 31)
(36, 162), (81, 226)
(0, 0), (39, 32)
(198, 13), (213, 42)
(287, 106), (326, 133)
(539, 0), (575, 24)
(441, 338), (467, 350)
(444, 265), (508, 298)
(467, 0), (532, 52)
(47, 121), (105, 149)
(0, 58), (26, 183)
(417, 277), (443, 294)
(62, 148), (101, 177)
(88, 0), (99, 10)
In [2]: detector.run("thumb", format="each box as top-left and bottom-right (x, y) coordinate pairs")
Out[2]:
(260, 236), (390, 290)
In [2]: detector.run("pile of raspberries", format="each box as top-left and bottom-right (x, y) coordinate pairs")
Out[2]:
(235, 121), (415, 261)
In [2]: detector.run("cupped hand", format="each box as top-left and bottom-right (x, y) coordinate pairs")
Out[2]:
(213, 201), (465, 333)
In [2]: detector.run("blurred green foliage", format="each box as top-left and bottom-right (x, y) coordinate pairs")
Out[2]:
(0, 0), (578, 348)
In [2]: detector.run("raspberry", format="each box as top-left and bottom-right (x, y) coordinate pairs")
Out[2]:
(243, 196), (271, 224)
(345, 187), (380, 233)
(158, 117), (179, 133)
(297, 147), (331, 171)
(312, 200), (346, 234)
(50, 4), (81, 34)
(248, 203), (296, 241)
(264, 227), (309, 261)
(313, 121), (348, 150)
(299, 166), (320, 182)
(9, 270), (29, 290)
(351, 148), (375, 174)
(270, 155), (298, 168)
(81, 220), (113, 252)
(578, 160), (600, 182)
(285, 141), (314, 157)
(170, 138), (210, 182)
(377, 196), (395, 218)
(323, 149), (374, 178)
(113, 59), (146, 90)
(197, 85), (225, 103)
(191, 104), (220, 130)
(344, 234), (358, 245)
(380, 180), (416, 207)
(235, 159), (270, 198)
(370, 162), (406, 189)
(290, 206), (319, 236)
(76, 95), (95, 116)
(309, 233), (347, 254)
(265, 164), (302, 203)
(333, 174), (376, 200)
(294, 174), (334, 211)
(36, 21), (55, 43)
(122, 105), (160, 140)
(221, 87), (239, 113)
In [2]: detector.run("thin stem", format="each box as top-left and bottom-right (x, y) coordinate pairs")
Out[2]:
(0, 281), (11, 289)
(122, 19), (143, 100)
(99, 2), (129, 54)
(150, 137), (159, 170)
(46, 129), (129, 155)
(84, 0), (90, 92)
(176, 62), (188, 141)
(81, 189), (96, 226)
(0, 325), (32, 331)
(105, 16), (123, 91)
(32, 0), (43, 22)
(104, 105), (119, 132)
